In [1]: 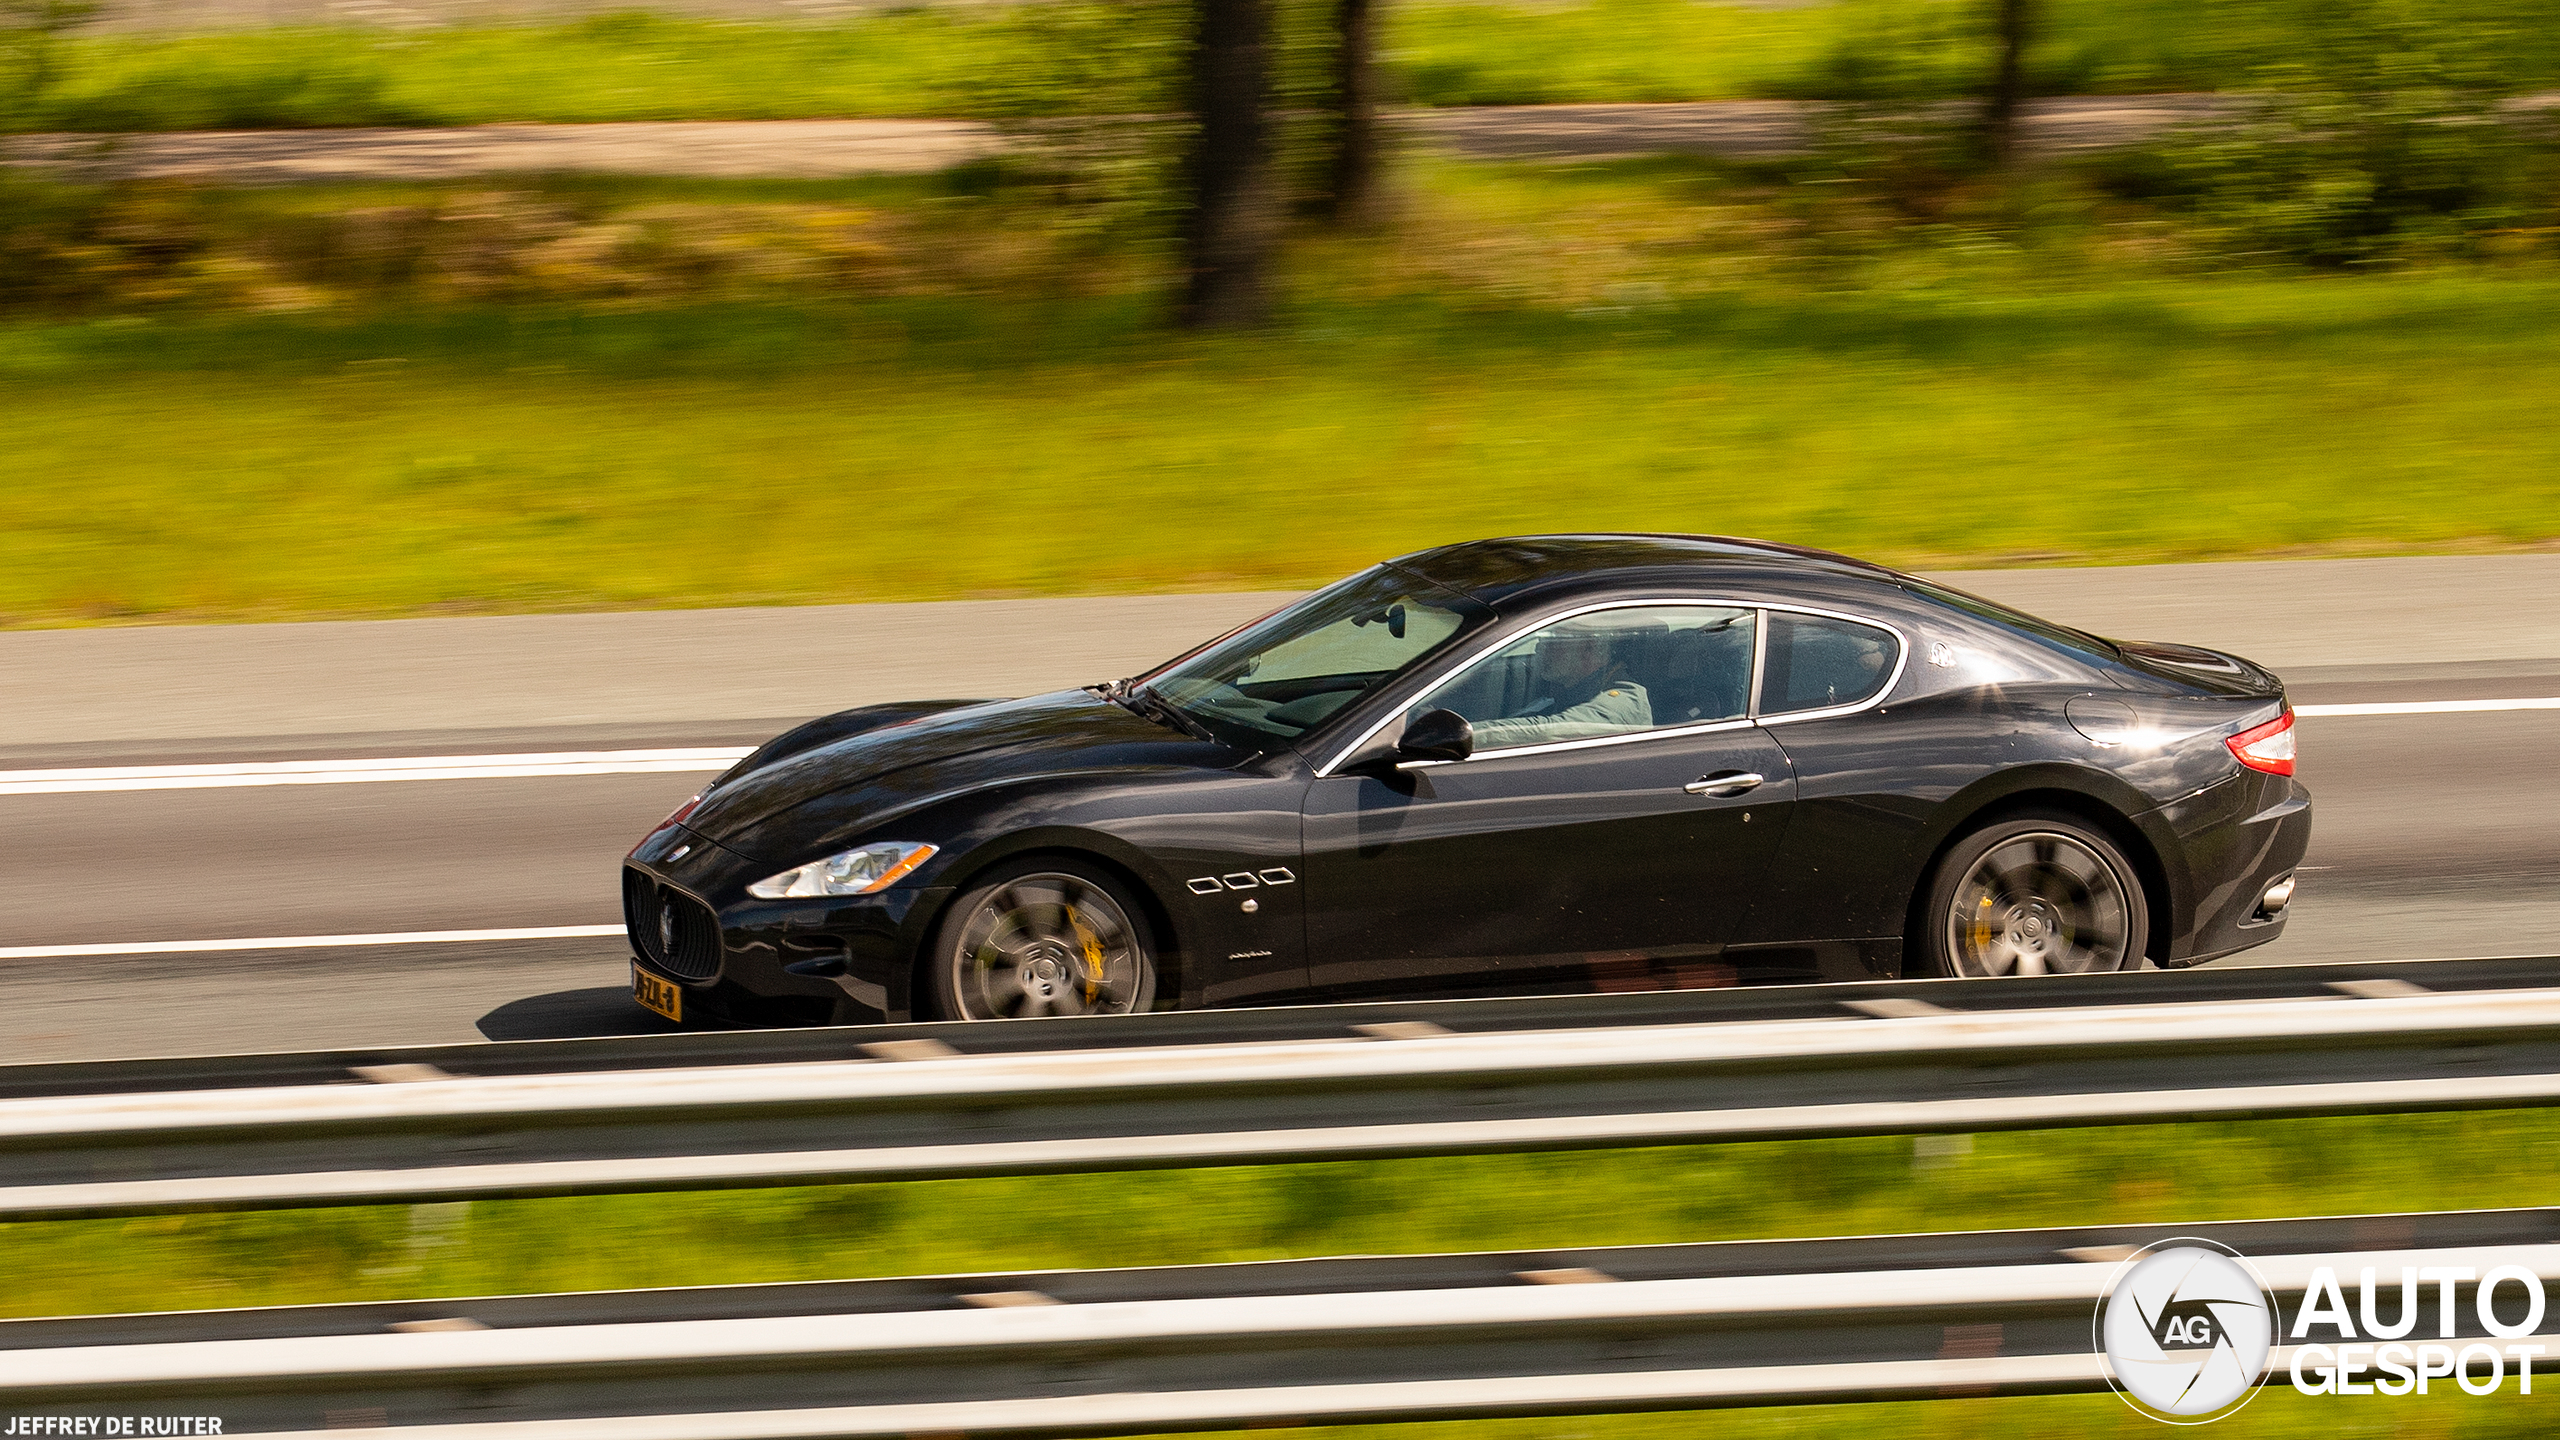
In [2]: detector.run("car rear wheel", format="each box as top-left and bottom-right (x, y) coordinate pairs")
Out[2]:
(1921, 814), (2148, 978)
(927, 860), (1161, 1020)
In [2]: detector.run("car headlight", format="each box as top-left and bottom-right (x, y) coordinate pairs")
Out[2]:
(747, 841), (937, 899)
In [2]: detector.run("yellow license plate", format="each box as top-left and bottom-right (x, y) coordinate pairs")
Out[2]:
(632, 963), (682, 1022)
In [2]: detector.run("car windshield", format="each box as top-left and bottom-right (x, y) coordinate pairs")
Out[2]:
(1135, 565), (1492, 748)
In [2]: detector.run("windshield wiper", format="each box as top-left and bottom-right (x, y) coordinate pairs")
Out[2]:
(1119, 684), (1218, 743)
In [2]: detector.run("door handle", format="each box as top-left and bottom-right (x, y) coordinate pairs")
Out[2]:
(1684, 771), (1763, 797)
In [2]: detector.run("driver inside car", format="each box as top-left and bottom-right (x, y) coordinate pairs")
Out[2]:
(1465, 624), (1652, 747)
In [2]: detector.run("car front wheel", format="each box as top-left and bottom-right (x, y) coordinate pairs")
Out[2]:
(927, 860), (1161, 1020)
(1921, 813), (2149, 978)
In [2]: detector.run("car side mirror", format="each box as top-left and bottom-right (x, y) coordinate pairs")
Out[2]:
(1397, 708), (1474, 764)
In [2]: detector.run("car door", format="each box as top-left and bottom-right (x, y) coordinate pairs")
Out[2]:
(1297, 602), (1798, 998)
(1724, 606), (1927, 964)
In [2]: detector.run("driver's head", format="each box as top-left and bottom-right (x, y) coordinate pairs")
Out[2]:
(1535, 626), (1615, 687)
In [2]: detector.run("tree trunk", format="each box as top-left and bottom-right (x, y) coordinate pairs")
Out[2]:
(1981, 0), (2031, 164)
(1179, 0), (1278, 328)
(1318, 0), (1382, 224)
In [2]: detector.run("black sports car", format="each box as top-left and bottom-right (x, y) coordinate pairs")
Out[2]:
(624, 535), (2310, 1027)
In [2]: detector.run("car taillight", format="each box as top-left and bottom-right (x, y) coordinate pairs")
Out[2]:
(628, 792), (703, 856)
(2227, 712), (2296, 776)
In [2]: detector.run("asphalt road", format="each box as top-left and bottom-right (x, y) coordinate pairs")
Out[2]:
(3, 557), (2554, 1063)
(6, 698), (2551, 1064)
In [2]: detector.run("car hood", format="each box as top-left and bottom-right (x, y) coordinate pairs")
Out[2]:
(685, 689), (1240, 861)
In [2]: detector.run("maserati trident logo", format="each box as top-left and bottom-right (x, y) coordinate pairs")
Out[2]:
(2097, 1239), (2276, 1423)
(658, 901), (678, 955)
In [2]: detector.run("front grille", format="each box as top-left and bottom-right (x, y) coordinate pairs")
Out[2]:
(623, 867), (722, 980)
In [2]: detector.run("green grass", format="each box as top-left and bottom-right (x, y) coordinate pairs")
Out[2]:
(2, 271), (2557, 625)
(1395, 0), (2560, 105)
(24, 6), (1175, 130)
(7, 1111), (2558, 1436)
(21, 0), (2560, 131)
(1240, 1398), (2543, 1438)
(25, 1110), (2557, 1315)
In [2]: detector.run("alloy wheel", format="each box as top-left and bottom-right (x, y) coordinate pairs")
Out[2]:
(946, 871), (1155, 1019)
(1944, 830), (2135, 977)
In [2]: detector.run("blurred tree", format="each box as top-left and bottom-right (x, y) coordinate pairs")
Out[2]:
(1179, 0), (1278, 326)
(1314, 0), (1383, 224)
(1980, 0), (2033, 164)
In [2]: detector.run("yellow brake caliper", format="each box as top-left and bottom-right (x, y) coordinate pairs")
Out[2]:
(1069, 908), (1106, 1003)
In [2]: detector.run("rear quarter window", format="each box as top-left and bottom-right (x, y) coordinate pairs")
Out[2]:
(1761, 612), (1899, 715)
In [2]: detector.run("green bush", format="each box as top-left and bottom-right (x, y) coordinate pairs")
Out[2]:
(2097, 0), (2553, 266)
(0, 0), (96, 130)
(45, 44), (424, 130)
(0, 171), (1184, 313)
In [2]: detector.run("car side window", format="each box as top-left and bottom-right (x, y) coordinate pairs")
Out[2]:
(1413, 606), (1756, 752)
(1760, 611), (1897, 716)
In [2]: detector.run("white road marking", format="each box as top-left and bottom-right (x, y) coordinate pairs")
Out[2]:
(0, 925), (625, 960)
(0, 747), (753, 795)
(0, 700), (2546, 797)
(4, 699), (2555, 963)
(2295, 698), (2560, 717)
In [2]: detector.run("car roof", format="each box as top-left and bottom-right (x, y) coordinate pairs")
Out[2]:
(1388, 534), (1907, 609)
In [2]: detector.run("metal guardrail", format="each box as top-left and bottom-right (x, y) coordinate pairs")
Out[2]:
(9, 972), (2560, 1219)
(6, 953), (2552, 1102)
(6, 1209), (2559, 1438)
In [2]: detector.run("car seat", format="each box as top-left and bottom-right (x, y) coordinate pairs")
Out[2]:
(1655, 622), (1753, 723)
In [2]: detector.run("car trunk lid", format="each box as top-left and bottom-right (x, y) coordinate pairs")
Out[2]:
(2108, 638), (2287, 699)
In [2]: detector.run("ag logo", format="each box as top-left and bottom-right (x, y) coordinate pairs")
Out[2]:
(2097, 1239), (2276, 1424)
(2152, 1300), (2229, 1350)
